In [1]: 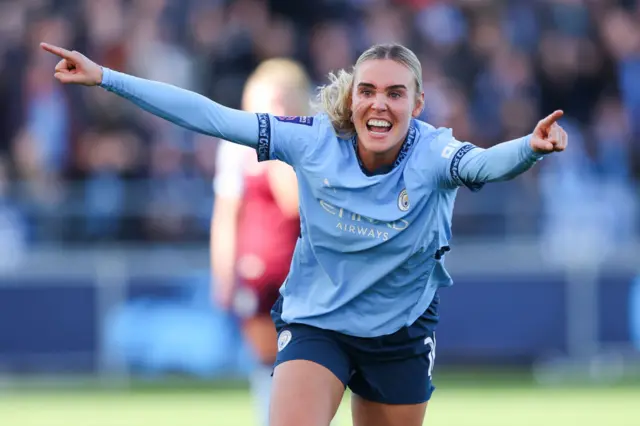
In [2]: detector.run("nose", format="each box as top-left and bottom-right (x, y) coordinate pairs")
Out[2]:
(371, 93), (387, 111)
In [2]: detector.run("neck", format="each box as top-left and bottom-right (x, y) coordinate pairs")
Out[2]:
(356, 123), (413, 175)
(356, 142), (403, 174)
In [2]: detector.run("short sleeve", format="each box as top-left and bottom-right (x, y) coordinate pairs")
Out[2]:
(430, 128), (484, 191)
(213, 140), (248, 198)
(256, 113), (324, 166)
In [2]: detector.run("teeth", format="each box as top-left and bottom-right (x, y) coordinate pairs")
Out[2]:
(367, 119), (391, 127)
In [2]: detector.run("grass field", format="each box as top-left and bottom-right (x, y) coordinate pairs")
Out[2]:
(1, 376), (638, 426)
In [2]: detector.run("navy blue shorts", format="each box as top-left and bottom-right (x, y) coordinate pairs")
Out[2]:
(270, 293), (439, 405)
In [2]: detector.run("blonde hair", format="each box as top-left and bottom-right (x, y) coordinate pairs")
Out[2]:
(242, 58), (312, 115)
(316, 43), (423, 137)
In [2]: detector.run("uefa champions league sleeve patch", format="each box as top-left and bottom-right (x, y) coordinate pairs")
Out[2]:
(275, 116), (314, 126)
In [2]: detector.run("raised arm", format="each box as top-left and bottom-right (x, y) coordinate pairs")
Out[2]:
(40, 42), (259, 148)
(436, 110), (568, 191)
(452, 134), (542, 188)
(459, 110), (567, 184)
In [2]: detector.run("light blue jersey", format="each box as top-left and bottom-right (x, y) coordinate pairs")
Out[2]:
(100, 68), (543, 337)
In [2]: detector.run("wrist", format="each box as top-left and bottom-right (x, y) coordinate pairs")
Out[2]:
(98, 67), (110, 87)
(525, 134), (545, 160)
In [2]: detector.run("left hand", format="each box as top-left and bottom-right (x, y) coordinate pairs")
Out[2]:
(40, 42), (103, 86)
(530, 110), (568, 154)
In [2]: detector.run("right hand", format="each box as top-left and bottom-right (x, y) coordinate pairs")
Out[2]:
(40, 42), (103, 86)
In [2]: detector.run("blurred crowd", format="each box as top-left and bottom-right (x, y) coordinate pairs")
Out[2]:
(0, 0), (638, 248)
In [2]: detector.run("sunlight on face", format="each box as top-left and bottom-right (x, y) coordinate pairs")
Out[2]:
(351, 59), (424, 169)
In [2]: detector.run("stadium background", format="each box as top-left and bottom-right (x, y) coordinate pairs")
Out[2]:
(0, 0), (639, 425)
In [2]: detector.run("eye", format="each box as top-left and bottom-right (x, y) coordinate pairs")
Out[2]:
(361, 89), (373, 97)
(389, 91), (402, 99)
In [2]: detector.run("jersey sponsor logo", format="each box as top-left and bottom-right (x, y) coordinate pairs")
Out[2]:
(323, 178), (336, 193)
(398, 188), (410, 211)
(275, 116), (314, 126)
(320, 200), (410, 241)
(277, 330), (292, 351)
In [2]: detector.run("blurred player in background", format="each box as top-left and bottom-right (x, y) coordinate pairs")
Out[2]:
(211, 59), (310, 426)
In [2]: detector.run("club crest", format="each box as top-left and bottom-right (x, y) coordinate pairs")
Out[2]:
(398, 189), (410, 211)
(277, 330), (292, 351)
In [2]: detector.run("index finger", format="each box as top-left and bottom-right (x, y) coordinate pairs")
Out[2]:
(40, 42), (73, 59)
(538, 110), (564, 130)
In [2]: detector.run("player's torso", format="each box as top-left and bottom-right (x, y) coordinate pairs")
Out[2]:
(295, 122), (450, 259)
(281, 121), (458, 336)
(277, 118), (463, 336)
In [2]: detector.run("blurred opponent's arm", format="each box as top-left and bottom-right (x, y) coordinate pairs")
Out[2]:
(210, 141), (247, 309)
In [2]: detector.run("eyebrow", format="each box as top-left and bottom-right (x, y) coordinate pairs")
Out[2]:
(357, 82), (408, 91)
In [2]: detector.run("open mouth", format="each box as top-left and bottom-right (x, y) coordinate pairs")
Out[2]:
(366, 119), (393, 134)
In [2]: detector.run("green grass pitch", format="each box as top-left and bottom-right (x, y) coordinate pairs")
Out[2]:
(1, 378), (638, 426)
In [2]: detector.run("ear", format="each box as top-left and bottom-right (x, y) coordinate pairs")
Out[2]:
(412, 92), (425, 118)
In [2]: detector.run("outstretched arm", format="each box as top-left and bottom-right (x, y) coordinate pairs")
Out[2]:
(454, 135), (541, 186)
(100, 68), (258, 146)
(441, 110), (568, 190)
(41, 42), (259, 148)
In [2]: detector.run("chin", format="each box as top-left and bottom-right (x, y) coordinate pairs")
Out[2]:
(360, 138), (394, 154)
(368, 128), (401, 146)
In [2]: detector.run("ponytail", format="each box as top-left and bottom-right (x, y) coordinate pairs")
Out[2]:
(315, 68), (355, 138)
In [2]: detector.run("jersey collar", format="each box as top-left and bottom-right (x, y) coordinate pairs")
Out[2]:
(351, 119), (418, 176)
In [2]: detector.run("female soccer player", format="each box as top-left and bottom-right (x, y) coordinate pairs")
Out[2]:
(211, 58), (309, 426)
(41, 41), (568, 426)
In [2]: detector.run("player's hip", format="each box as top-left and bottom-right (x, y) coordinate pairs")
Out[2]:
(270, 291), (439, 355)
(271, 295), (439, 405)
(272, 277), (440, 338)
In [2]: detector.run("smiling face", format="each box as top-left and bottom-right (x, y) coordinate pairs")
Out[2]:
(351, 58), (424, 170)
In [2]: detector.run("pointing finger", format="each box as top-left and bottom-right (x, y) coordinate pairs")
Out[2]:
(40, 42), (74, 60)
(537, 110), (564, 132)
